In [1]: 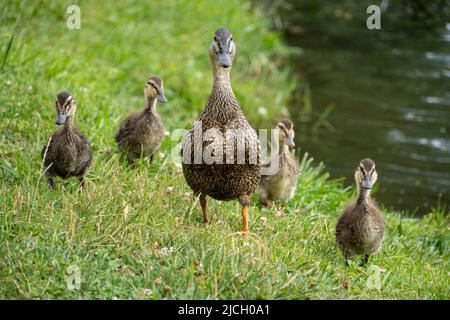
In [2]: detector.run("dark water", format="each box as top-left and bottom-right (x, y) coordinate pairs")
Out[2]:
(281, 1), (450, 213)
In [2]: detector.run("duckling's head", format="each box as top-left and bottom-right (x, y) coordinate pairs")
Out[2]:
(145, 76), (167, 103)
(55, 91), (76, 125)
(209, 28), (236, 68)
(277, 119), (295, 150)
(355, 158), (378, 190)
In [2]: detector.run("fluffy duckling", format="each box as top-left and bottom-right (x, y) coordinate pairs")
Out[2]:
(257, 119), (300, 208)
(335, 158), (385, 265)
(115, 76), (168, 163)
(41, 92), (92, 188)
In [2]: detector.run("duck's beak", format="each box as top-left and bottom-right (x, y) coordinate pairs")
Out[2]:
(361, 175), (373, 189)
(218, 52), (232, 68)
(55, 112), (67, 125)
(286, 134), (295, 149)
(156, 90), (168, 104)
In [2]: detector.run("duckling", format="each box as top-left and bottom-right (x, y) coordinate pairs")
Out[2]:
(181, 28), (261, 233)
(41, 92), (92, 188)
(335, 158), (385, 265)
(256, 119), (300, 208)
(115, 76), (168, 163)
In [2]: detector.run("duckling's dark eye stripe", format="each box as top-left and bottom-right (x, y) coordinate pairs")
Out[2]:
(277, 125), (289, 137)
(147, 82), (159, 91)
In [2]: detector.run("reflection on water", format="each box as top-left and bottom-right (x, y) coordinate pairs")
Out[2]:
(281, 1), (449, 213)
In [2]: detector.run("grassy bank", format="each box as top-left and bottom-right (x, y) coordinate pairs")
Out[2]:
(0, 0), (448, 299)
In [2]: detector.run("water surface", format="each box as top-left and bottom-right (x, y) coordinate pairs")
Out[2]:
(282, 1), (450, 213)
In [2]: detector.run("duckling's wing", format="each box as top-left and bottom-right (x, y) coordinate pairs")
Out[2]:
(289, 154), (300, 176)
(41, 135), (56, 160)
(115, 115), (135, 141)
(77, 130), (92, 148)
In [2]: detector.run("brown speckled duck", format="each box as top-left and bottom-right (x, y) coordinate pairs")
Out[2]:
(115, 76), (168, 163)
(181, 28), (261, 233)
(257, 119), (300, 208)
(41, 92), (92, 189)
(335, 158), (385, 265)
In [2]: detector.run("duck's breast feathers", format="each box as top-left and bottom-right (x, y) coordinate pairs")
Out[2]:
(181, 121), (260, 166)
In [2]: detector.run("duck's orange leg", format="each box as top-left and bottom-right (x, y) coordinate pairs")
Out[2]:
(200, 194), (211, 224)
(241, 206), (249, 233)
(239, 195), (251, 233)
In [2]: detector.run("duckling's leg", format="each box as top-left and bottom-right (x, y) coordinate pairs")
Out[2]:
(148, 154), (154, 165)
(199, 194), (210, 224)
(127, 152), (137, 164)
(260, 198), (274, 209)
(79, 177), (85, 191)
(239, 195), (250, 233)
(47, 176), (55, 189)
(343, 250), (351, 266)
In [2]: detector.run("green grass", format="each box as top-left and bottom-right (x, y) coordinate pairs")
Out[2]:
(0, 0), (448, 299)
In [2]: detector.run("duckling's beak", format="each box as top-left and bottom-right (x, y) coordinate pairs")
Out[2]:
(156, 90), (168, 104)
(218, 52), (232, 68)
(55, 112), (67, 125)
(361, 175), (373, 189)
(286, 135), (295, 149)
